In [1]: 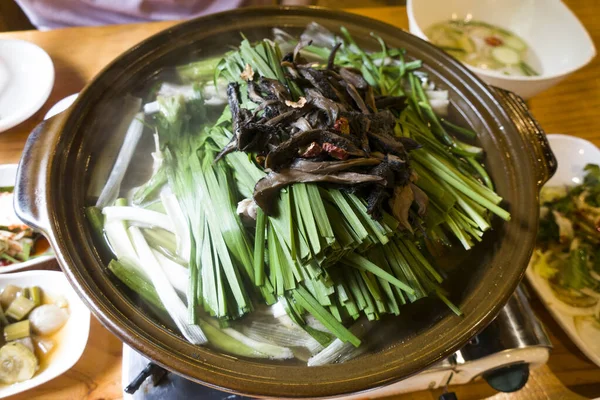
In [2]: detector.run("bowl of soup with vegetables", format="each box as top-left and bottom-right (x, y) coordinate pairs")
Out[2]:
(407, 0), (596, 98)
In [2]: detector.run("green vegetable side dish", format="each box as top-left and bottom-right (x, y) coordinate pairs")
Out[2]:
(426, 20), (540, 77)
(88, 23), (511, 365)
(0, 189), (51, 268)
(0, 285), (69, 385)
(531, 164), (600, 333)
(0, 190), (33, 267)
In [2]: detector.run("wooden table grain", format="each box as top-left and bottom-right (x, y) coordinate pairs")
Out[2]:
(1, 3), (599, 400)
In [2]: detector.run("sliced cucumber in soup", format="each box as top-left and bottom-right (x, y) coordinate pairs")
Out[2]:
(491, 46), (521, 65)
(432, 32), (460, 49)
(503, 35), (527, 51)
(520, 61), (540, 76)
(457, 35), (475, 54)
(0, 342), (38, 384)
(441, 24), (464, 38)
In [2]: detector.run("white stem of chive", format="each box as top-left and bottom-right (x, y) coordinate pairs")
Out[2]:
(129, 226), (206, 344)
(96, 112), (145, 208)
(160, 192), (191, 262)
(103, 206), (175, 233)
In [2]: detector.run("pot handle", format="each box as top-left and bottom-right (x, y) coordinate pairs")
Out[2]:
(14, 113), (67, 235)
(490, 87), (557, 188)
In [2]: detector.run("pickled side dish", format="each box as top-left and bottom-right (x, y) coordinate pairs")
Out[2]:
(426, 20), (540, 77)
(0, 189), (50, 268)
(530, 164), (600, 353)
(0, 285), (69, 385)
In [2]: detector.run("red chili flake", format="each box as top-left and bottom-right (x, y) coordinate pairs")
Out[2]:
(322, 142), (349, 160)
(333, 117), (350, 134)
(484, 36), (503, 47)
(299, 142), (323, 158)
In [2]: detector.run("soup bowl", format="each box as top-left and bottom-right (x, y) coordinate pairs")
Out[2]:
(13, 7), (556, 398)
(407, 0), (597, 99)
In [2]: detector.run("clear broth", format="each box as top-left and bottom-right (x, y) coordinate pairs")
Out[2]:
(426, 20), (542, 77)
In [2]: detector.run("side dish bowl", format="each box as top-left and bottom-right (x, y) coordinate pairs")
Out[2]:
(0, 164), (54, 273)
(13, 7), (556, 398)
(0, 270), (90, 398)
(526, 134), (600, 367)
(407, 0), (596, 99)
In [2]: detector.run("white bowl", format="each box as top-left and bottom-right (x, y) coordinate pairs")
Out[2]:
(525, 134), (600, 367)
(0, 164), (55, 273)
(0, 270), (91, 398)
(407, 0), (596, 99)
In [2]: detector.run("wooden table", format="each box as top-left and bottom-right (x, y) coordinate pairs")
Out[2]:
(1, 3), (599, 400)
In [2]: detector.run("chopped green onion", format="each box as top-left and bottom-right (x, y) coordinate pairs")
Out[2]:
(441, 119), (477, 139)
(85, 207), (105, 240)
(0, 305), (9, 327)
(4, 320), (31, 341)
(254, 208), (267, 286)
(6, 296), (35, 321)
(342, 254), (415, 295)
(292, 286), (361, 347)
(26, 287), (42, 307)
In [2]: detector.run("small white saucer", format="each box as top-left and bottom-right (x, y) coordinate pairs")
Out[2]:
(0, 39), (54, 133)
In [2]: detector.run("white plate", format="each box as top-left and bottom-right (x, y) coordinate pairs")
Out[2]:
(0, 40), (54, 133)
(525, 134), (600, 367)
(0, 270), (91, 398)
(0, 164), (54, 273)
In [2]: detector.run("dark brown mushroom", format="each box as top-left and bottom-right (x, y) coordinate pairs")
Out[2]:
(265, 110), (299, 127)
(213, 35), (431, 231)
(327, 42), (342, 70)
(366, 186), (389, 219)
(339, 68), (368, 90)
(247, 81), (266, 104)
(367, 109), (396, 133)
(411, 183), (429, 216)
(375, 95), (407, 111)
(293, 39), (312, 63)
(365, 86), (377, 113)
(214, 82), (248, 162)
(389, 184), (415, 232)
(346, 83), (370, 114)
(264, 129), (365, 171)
(238, 122), (279, 153)
(257, 77), (291, 102)
(298, 68), (339, 101)
(290, 157), (381, 174)
(305, 88), (345, 125)
(291, 117), (312, 133)
(254, 169), (386, 214)
(367, 131), (408, 157)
